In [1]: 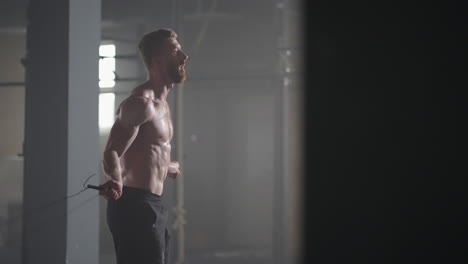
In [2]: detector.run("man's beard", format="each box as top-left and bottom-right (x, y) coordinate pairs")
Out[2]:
(168, 62), (186, 83)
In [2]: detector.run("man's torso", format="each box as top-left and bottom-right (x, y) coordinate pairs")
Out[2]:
(119, 88), (173, 195)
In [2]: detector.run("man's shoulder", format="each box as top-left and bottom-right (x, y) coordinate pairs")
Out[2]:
(123, 95), (152, 107)
(124, 84), (162, 108)
(118, 95), (155, 125)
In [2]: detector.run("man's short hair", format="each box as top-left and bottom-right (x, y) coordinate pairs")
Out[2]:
(138, 29), (177, 69)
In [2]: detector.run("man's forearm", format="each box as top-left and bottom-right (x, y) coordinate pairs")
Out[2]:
(103, 150), (122, 182)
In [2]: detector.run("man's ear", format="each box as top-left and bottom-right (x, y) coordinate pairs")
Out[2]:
(152, 56), (162, 66)
(152, 57), (165, 72)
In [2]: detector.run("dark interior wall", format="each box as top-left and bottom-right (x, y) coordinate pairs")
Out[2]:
(303, 1), (464, 263)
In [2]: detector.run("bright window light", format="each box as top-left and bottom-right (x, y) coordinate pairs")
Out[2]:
(99, 80), (116, 88)
(100, 44), (116, 57)
(99, 44), (116, 88)
(99, 93), (115, 130)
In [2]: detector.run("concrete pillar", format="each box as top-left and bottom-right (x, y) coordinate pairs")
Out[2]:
(22, 1), (100, 264)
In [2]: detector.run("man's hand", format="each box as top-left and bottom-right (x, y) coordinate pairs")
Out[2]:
(168, 161), (181, 179)
(99, 179), (123, 200)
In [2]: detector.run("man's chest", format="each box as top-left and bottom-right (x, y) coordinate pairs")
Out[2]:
(141, 109), (173, 142)
(152, 116), (173, 139)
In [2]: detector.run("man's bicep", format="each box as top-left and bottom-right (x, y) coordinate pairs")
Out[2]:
(104, 120), (139, 157)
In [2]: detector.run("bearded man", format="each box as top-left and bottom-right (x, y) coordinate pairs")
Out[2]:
(99, 29), (188, 264)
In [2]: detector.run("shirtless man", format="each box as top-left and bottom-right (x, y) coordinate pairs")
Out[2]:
(99, 29), (188, 264)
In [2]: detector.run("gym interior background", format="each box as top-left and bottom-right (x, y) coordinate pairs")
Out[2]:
(0, 0), (463, 264)
(0, 0), (302, 263)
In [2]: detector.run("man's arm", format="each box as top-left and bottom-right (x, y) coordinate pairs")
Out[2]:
(100, 96), (154, 199)
(168, 161), (181, 178)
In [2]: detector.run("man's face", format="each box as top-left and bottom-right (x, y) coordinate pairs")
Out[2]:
(160, 38), (188, 83)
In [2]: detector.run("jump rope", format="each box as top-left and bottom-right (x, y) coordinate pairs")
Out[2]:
(1, 173), (103, 235)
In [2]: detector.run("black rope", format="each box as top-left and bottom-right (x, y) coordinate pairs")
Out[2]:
(66, 173), (97, 199)
(1, 173), (99, 226)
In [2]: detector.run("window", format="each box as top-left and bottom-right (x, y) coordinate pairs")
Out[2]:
(99, 44), (116, 130)
(99, 93), (115, 130)
(99, 44), (116, 88)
